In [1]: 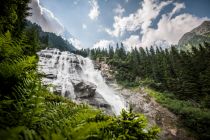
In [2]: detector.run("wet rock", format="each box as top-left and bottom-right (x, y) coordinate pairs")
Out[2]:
(45, 74), (57, 79)
(75, 63), (82, 72)
(86, 92), (112, 114)
(97, 61), (115, 82)
(89, 95), (110, 108)
(64, 91), (71, 97)
(91, 92), (111, 108)
(72, 57), (79, 63)
(93, 61), (101, 69)
(53, 86), (62, 96)
(45, 54), (52, 58)
(72, 80), (96, 98)
(38, 48), (126, 116)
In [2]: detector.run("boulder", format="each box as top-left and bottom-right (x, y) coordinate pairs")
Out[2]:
(89, 92), (111, 108)
(44, 54), (52, 58)
(72, 57), (79, 64)
(75, 63), (82, 72)
(53, 86), (62, 96)
(72, 80), (97, 98)
(83, 92), (113, 115)
(71, 80), (112, 112)
(45, 74), (57, 79)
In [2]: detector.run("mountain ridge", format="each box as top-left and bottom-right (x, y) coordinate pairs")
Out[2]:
(178, 20), (210, 49)
(26, 21), (77, 52)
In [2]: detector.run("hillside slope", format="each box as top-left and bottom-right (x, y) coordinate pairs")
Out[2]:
(178, 21), (210, 50)
(25, 21), (77, 52)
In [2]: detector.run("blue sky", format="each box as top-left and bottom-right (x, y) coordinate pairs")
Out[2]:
(29, 0), (210, 49)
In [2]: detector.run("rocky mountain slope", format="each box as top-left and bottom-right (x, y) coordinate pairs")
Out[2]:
(178, 21), (210, 49)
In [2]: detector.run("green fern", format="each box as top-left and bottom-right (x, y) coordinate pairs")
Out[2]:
(0, 28), (159, 140)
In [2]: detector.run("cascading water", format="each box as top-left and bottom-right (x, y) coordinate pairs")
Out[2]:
(37, 48), (127, 115)
(80, 58), (126, 115)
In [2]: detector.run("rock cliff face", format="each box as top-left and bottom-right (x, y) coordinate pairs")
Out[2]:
(178, 21), (210, 50)
(94, 61), (115, 83)
(37, 48), (126, 115)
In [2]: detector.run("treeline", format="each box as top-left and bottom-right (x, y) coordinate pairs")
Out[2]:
(87, 43), (210, 105)
(0, 1), (159, 139)
(79, 43), (210, 139)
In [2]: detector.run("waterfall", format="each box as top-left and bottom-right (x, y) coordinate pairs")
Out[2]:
(80, 58), (126, 115)
(38, 48), (126, 115)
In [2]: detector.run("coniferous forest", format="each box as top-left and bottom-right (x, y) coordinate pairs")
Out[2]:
(79, 43), (210, 139)
(1, 0), (210, 140)
(0, 1), (159, 140)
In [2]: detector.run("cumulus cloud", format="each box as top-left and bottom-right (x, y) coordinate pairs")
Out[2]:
(105, 0), (172, 37)
(93, 40), (115, 49)
(88, 0), (100, 20)
(114, 4), (125, 16)
(69, 38), (83, 50)
(122, 35), (141, 51)
(141, 2), (209, 47)
(169, 2), (185, 18)
(28, 0), (64, 35)
(28, 0), (85, 50)
(106, 0), (209, 48)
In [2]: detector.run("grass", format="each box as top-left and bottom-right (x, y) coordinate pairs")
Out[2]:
(145, 88), (210, 139)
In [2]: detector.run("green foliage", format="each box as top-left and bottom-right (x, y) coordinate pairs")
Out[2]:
(0, 32), (38, 96)
(0, 75), (159, 139)
(25, 21), (77, 52)
(139, 78), (155, 87)
(0, 0), (30, 37)
(75, 48), (90, 57)
(146, 88), (210, 139)
(89, 43), (210, 102)
(104, 109), (160, 140)
(0, 32), (23, 61)
(0, 2), (159, 140)
(89, 42), (210, 139)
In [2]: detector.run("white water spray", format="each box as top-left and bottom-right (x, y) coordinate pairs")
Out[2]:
(38, 48), (126, 115)
(80, 58), (126, 115)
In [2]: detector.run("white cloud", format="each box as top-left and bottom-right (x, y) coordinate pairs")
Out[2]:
(28, 0), (86, 50)
(88, 0), (100, 20)
(141, 3), (209, 47)
(122, 35), (141, 51)
(93, 40), (115, 49)
(69, 38), (83, 50)
(106, 0), (209, 48)
(114, 4), (125, 16)
(105, 0), (172, 37)
(82, 24), (87, 29)
(28, 0), (64, 35)
(169, 2), (185, 18)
